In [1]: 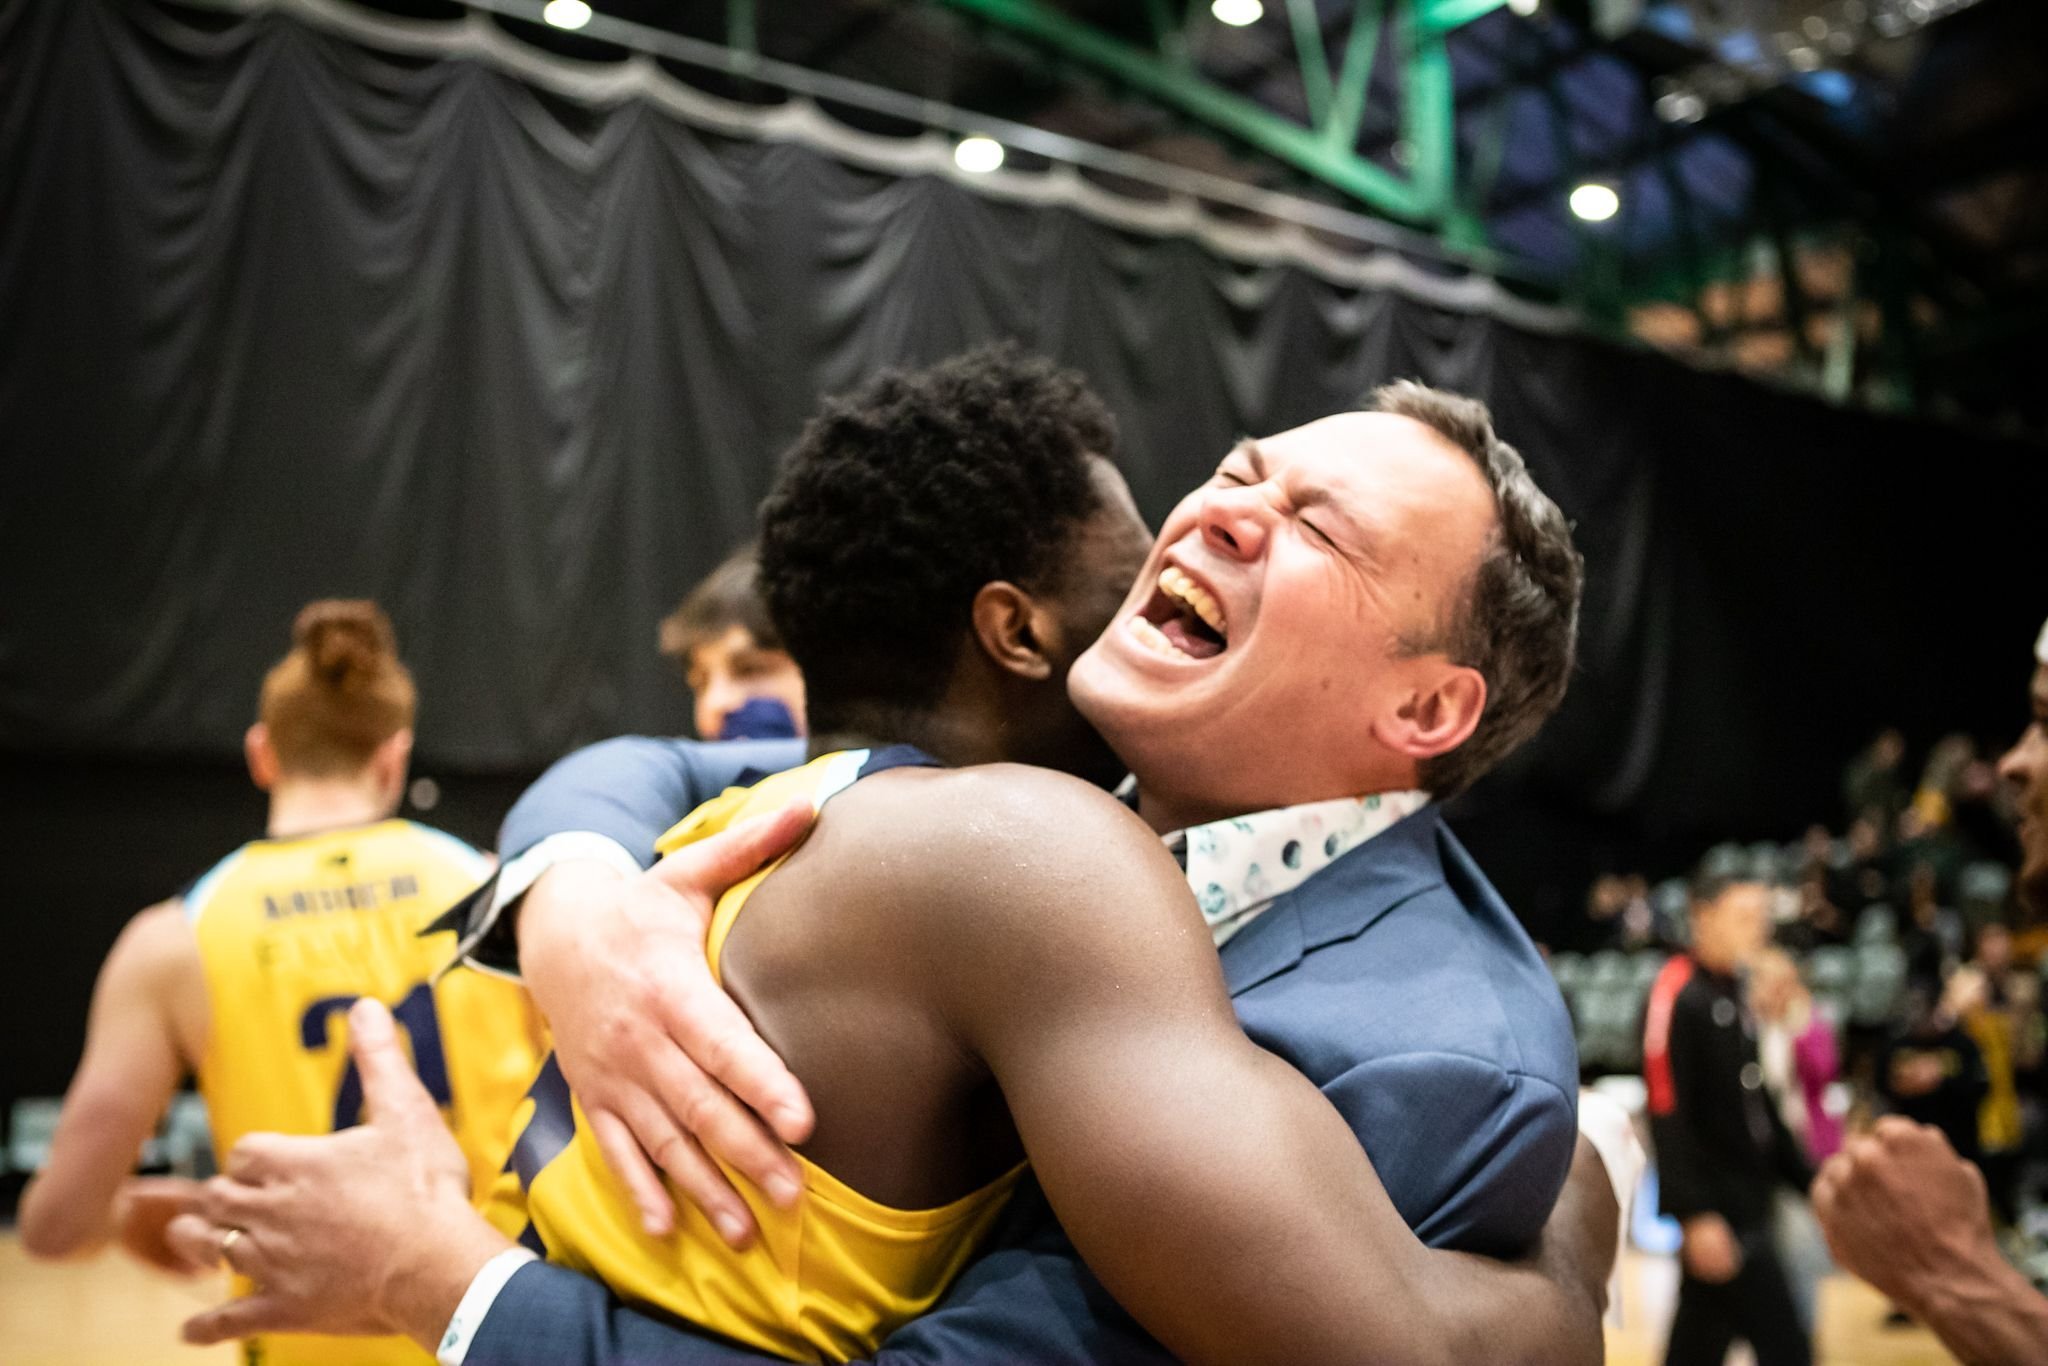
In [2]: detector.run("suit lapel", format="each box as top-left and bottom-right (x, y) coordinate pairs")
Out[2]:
(1219, 807), (1446, 997)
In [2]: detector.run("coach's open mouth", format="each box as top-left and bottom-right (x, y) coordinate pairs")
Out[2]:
(1125, 565), (1228, 662)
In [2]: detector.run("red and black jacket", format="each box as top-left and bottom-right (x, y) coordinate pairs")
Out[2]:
(1643, 954), (1815, 1230)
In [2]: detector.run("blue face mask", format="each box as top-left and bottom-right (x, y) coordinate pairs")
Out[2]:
(718, 696), (800, 741)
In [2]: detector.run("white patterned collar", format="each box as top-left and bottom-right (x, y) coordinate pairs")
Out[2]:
(1164, 791), (1432, 948)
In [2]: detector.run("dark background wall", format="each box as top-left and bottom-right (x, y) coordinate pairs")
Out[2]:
(5, 0), (2046, 1121)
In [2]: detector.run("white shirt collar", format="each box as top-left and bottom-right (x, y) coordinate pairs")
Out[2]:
(1165, 791), (1432, 948)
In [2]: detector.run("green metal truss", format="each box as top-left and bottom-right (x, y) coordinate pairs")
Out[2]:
(927, 0), (1508, 229)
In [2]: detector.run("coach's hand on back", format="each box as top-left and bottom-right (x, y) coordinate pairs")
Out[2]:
(517, 800), (815, 1248)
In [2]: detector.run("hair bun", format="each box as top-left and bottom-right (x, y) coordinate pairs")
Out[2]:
(292, 599), (397, 693)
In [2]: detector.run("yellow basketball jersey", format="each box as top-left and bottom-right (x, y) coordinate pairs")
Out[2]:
(492, 749), (1024, 1364)
(185, 819), (547, 1366)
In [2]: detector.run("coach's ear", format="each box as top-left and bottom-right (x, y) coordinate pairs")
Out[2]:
(970, 581), (1058, 682)
(244, 725), (279, 792)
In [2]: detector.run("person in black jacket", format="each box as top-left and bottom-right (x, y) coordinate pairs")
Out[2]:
(1644, 873), (1816, 1366)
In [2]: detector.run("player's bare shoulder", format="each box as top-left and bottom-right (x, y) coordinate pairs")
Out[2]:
(803, 762), (1201, 966)
(814, 763), (1157, 881)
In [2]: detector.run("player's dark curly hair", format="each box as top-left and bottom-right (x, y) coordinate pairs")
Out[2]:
(758, 343), (1118, 731)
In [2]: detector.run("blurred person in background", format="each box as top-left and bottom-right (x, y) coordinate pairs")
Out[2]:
(1827, 813), (1892, 915)
(1900, 861), (1966, 998)
(1796, 825), (1835, 880)
(1879, 976), (1991, 1182)
(1581, 873), (1654, 953)
(1750, 950), (1843, 1340)
(1914, 734), (1979, 830)
(1843, 727), (1910, 830)
(1751, 950), (1843, 1166)
(1645, 875), (1816, 1366)
(1951, 756), (2024, 870)
(658, 545), (806, 741)
(16, 601), (546, 1366)
(1962, 923), (2043, 1227)
(1778, 872), (1849, 954)
(1808, 626), (2048, 1366)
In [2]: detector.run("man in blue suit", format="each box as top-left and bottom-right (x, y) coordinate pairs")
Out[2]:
(172, 351), (1615, 1362)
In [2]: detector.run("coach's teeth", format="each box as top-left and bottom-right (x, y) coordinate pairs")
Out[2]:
(1128, 615), (1190, 659)
(1158, 567), (1227, 638)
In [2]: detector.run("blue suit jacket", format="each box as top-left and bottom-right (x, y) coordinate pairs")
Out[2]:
(466, 738), (1578, 1364)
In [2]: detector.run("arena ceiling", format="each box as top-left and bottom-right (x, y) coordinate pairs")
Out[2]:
(347, 0), (2048, 432)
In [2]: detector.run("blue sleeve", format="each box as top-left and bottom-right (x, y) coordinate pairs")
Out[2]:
(1322, 1052), (1578, 1257)
(465, 1183), (1154, 1366)
(497, 736), (808, 865)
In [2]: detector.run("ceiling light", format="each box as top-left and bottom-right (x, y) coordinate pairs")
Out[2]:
(1569, 182), (1620, 222)
(1507, 0), (1540, 15)
(542, 0), (592, 30)
(954, 137), (1005, 174)
(1211, 0), (1263, 27)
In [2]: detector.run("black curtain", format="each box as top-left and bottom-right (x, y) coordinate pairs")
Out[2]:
(5, 0), (2046, 1112)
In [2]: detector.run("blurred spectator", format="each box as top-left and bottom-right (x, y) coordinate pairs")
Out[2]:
(1878, 977), (1990, 1172)
(1777, 872), (1849, 954)
(1645, 875), (1815, 1366)
(1751, 950), (1844, 1165)
(1899, 863), (1966, 998)
(1961, 924), (2042, 1226)
(1826, 814), (1893, 915)
(657, 545), (806, 741)
(1950, 758), (2023, 870)
(1796, 825), (1835, 880)
(1752, 949), (1844, 1340)
(1914, 734), (1978, 826)
(1581, 873), (1655, 953)
(1843, 728), (1910, 829)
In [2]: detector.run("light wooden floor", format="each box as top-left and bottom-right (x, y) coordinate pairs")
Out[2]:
(0, 1232), (1955, 1364)
(1604, 1250), (1955, 1366)
(1, 1233), (235, 1366)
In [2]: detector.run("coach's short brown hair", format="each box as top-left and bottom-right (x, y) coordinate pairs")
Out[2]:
(1370, 381), (1583, 797)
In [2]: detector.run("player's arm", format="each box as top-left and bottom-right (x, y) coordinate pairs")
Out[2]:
(19, 902), (203, 1262)
(904, 770), (1604, 1366)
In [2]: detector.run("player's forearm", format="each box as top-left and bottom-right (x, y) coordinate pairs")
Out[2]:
(1907, 1245), (2048, 1366)
(16, 1171), (115, 1259)
(1414, 1139), (1614, 1366)
(1411, 1255), (1601, 1366)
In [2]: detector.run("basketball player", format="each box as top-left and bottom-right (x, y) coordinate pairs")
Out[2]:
(658, 545), (806, 741)
(18, 600), (547, 1366)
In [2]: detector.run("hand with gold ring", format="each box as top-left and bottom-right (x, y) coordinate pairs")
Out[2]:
(163, 999), (516, 1351)
(161, 1216), (248, 1277)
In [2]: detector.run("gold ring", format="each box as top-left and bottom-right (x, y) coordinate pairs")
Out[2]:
(220, 1227), (244, 1259)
